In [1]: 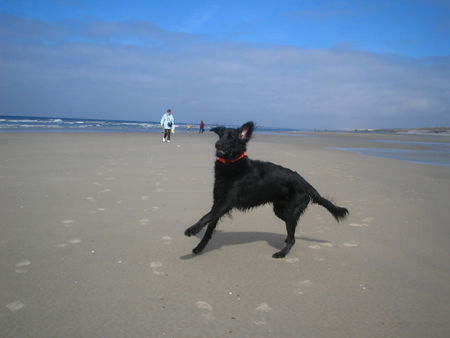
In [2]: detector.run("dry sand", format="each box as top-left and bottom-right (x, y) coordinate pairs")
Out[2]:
(0, 131), (449, 337)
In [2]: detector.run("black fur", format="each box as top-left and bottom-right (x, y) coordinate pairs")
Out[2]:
(184, 121), (349, 258)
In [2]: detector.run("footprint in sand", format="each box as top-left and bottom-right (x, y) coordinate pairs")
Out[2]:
(294, 280), (313, 295)
(349, 223), (369, 227)
(308, 245), (321, 250)
(15, 260), (31, 273)
(349, 216), (373, 227)
(286, 257), (299, 263)
(86, 197), (95, 201)
(256, 303), (272, 312)
(6, 300), (25, 312)
(343, 243), (359, 248)
(299, 280), (313, 287)
(141, 196), (150, 201)
(55, 239), (81, 248)
(162, 236), (172, 245)
(254, 303), (272, 325)
(150, 261), (166, 275)
(140, 218), (149, 225)
(62, 220), (74, 227)
(196, 301), (214, 321)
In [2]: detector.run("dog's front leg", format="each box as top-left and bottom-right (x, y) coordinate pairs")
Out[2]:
(184, 201), (231, 236)
(184, 211), (213, 237)
(185, 203), (232, 255)
(192, 219), (219, 254)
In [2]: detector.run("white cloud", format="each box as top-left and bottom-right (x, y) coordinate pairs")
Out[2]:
(1, 14), (449, 129)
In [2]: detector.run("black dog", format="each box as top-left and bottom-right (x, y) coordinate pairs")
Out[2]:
(184, 122), (348, 258)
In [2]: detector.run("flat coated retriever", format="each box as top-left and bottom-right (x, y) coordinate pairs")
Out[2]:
(184, 122), (348, 258)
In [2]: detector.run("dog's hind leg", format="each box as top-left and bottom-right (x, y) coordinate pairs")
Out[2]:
(273, 201), (288, 242)
(272, 197), (308, 258)
(192, 219), (219, 254)
(272, 217), (298, 258)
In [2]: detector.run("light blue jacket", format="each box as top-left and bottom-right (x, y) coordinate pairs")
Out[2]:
(160, 113), (174, 129)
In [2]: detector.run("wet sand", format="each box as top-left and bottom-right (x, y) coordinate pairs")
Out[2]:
(0, 131), (449, 337)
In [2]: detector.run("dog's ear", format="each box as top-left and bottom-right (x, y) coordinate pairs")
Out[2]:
(238, 121), (254, 141)
(211, 126), (225, 137)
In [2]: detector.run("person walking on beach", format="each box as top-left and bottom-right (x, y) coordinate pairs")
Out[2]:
(199, 120), (205, 134)
(160, 109), (174, 142)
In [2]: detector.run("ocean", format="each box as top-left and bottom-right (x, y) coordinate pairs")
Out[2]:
(1, 115), (449, 168)
(0, 115), (295, 134)
(0, 116), (167, 133)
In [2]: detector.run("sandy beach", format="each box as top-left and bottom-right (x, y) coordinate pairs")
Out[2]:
(0, 131), (449, 337)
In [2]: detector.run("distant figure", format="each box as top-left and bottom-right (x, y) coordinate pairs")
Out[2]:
(160, 109), (175, 143)
(186, 124), (191, 130)
(199, 120), (205, 134)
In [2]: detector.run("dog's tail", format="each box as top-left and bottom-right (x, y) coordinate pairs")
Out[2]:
(309, 189), (348, 222)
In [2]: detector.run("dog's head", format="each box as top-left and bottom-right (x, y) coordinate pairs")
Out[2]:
(211, 122), (254, 160)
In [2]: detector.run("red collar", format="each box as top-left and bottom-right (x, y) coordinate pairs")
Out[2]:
(217, 152), (247, 164)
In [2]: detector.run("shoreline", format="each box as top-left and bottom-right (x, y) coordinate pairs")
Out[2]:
(2, 114), (449, 136)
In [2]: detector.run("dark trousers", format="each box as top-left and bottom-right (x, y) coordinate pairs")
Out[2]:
(164, 129), (171, 140)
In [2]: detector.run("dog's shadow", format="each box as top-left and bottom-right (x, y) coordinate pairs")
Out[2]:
(180, 230), (329, 259)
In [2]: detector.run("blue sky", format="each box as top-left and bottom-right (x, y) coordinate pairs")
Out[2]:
(1, 0), (449, 129)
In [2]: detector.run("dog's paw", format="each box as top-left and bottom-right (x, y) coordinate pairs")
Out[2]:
(272, 251), (286, 259)
(184, 226), (199, 237)
(192, 247), (203, 255)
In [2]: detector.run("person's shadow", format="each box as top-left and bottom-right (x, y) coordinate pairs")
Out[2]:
(180, 230), (329, 259)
